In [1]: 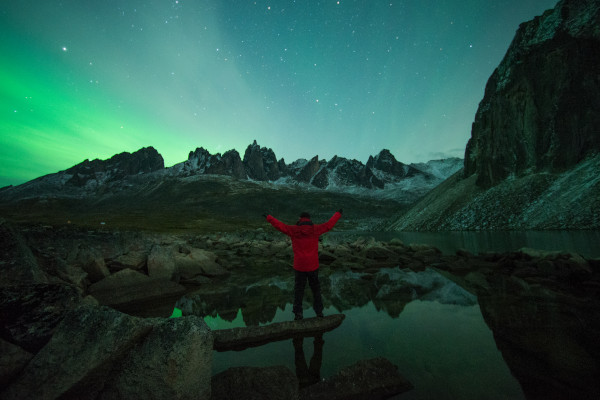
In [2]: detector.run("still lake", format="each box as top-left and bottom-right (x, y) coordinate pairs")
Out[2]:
(174, 231), (600, 399)
(329, 230), (600, 258)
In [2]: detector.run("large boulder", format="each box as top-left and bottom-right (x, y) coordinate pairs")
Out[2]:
(147, 244), (177, 280)
(107, 250), (147, 272)
(211, 365), (298, 400)
(0, 305), (154, 400)
(0, 283), (81, 353)
(88, 269), (185, 317)
(175, 247), (229, 280)
(0, 221), (48, 286)
(72, 246), (111, 283)
(100, 316), (213, 400)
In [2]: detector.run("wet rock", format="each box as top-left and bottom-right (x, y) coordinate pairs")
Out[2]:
(554, 253), (593, 281)
(318, 250), (337, 265)
(211, 365), (298, 400)
(213, 314), (345, 351)
(300, 357), (413, 400)
(0, 221), (48, 286)
(456, 248), (474, 258)
(175, 248), (228, 278)
(1, 305), (154, 400)
(412, 248), (442, 264)
(387, 238), (407, 251)
(54, 256), (88, 289)
(108, 250), (147, 272)
(101, 316), (213, 400)
(463, 271), (491, 292)
(362, 245), (398, 261)
(0, 283), (81, 353)
(147, 244), (177, 280)
(0, 338), (33, 387)
(73, 246), (110, 283)
(518, 247), (563, 260)
(88, 269), (185, 317)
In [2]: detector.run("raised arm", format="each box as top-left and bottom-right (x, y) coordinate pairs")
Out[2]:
(266, 215), (293, 236)
(315, 211), (342, 235)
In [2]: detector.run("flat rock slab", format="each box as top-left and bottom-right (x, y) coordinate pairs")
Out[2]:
(300, 357), (413, 400)
(213, 314), (345, 351)
(211, 365), (299, 400)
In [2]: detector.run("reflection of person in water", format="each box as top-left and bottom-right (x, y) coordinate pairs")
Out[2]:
(293, 334), (324, 388)
(264, 210), (342, 320)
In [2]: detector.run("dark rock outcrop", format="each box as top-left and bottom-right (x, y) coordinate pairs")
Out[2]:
(464, 0), (600, 188)
(321, 156), (385, 189)
(0, 283), (81, 353)
(100, 316), (213, 400)
(65, 147), (164, 187)
(1, 305), (154, 400)
(385, 0), (600, 231)
(0, 221), (48, 286)
(367, 149), (425, 180)
(294, 156), (321, 183)
(183, 147), (246, 179)
(1, 306), (214, 400)
(243, 140), (282, 181)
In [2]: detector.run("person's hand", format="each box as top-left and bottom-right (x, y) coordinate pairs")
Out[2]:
(338, 208), (343, 214)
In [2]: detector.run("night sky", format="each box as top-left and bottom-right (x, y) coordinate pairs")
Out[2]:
(1, 0), (557, 187)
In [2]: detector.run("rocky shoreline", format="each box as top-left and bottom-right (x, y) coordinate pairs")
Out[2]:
(2, 220), (600, 398)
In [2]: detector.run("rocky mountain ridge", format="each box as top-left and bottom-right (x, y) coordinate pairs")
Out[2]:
(0, 141), (462, 202)
(386, 0), (600, 230)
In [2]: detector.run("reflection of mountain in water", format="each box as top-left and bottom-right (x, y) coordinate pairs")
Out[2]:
(473, 274), (600, 400)
(176, 268), (476, 325)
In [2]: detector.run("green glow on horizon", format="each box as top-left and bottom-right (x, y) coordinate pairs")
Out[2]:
(0, 0), (558, 187)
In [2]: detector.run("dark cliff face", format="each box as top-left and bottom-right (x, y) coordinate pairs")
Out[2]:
(65, 147), (164, 186)
(187, 148), (245, 179)
(464, 0), (600, 188)
(242, 140), (281, 181)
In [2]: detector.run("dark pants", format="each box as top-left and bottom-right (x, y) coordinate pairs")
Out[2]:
(294, 270), (323, 317)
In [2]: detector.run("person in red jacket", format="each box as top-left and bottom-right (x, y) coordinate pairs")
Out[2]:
(265, 210), (342, 320)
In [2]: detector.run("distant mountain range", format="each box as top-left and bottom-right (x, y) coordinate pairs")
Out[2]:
(0, 143), (462, 232)
(0, 141), (462, 202)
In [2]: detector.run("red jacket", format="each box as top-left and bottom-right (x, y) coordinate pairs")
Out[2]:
(267, 212), (342, 271)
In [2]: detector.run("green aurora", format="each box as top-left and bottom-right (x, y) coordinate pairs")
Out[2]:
(1, 0), (558, 187)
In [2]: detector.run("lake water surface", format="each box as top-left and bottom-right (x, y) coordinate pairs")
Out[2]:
(203, 300), (524, 399)
(330, 230), (600, 258)
(173, 231), (600, 399)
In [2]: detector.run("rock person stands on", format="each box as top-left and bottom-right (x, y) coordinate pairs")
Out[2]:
(265, 210), (342, 320)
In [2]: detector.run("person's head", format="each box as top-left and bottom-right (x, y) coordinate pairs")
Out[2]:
(299, 212), (311, 219)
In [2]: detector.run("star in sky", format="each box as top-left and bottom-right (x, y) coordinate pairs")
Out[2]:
(0, 0), (558, 187)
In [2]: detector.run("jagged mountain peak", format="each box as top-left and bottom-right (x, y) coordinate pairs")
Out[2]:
(64, 146), (164, 187)
(0, 142), (463, 205)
